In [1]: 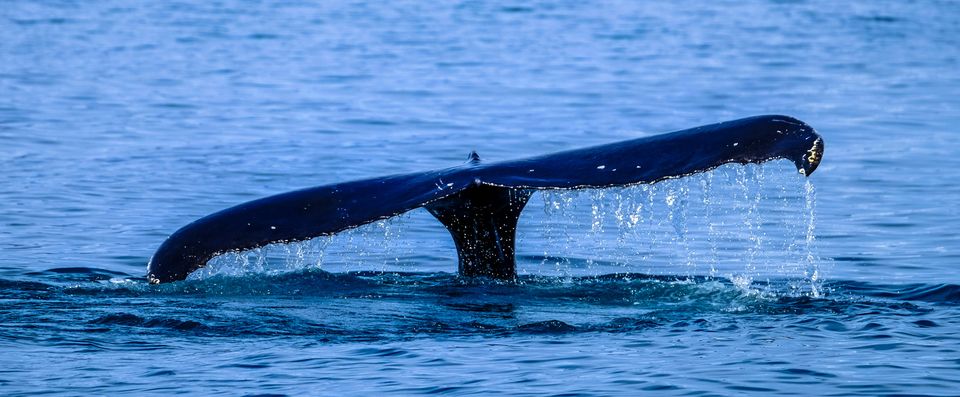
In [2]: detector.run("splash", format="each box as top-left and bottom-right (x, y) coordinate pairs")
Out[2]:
(190, 214), (419, 280)
(191, 161), (824, 296)
(804, 179), (823, 297)
(522, 161), (823, 294)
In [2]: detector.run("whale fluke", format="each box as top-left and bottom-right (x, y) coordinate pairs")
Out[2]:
(426, 184), (533, 279)
(147, 115), (824, 284)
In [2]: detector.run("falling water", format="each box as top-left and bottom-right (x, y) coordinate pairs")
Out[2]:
(190, 161), (821, 295)
(524, 161), (821, 292)
(805, 179), (822, 297)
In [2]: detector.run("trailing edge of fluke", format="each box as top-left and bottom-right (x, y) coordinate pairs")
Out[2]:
(148, 115), (824, 284)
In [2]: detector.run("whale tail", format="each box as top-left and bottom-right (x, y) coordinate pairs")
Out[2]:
(426, 178), (532, 279)
(148, 115), (823, 284)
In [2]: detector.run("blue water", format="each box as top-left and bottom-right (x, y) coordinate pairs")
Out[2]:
(2, 1), (959, 395)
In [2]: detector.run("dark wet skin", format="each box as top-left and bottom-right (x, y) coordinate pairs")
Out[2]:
(148, 115), (823, 284)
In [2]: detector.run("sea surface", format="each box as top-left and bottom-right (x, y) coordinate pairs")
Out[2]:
(2, 1), (959, 395)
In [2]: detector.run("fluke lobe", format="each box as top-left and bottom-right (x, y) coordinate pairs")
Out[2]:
(148, 115), (824, 284)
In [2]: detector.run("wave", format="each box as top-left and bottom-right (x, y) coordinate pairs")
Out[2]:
(828, 280), (960, 304)
(0, 267), (951, 344)
(7, 266), (960, 304)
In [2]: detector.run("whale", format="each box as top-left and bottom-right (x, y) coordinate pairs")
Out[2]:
(147, 115), (824, 284)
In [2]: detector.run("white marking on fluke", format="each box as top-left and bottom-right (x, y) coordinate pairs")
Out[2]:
(597, 165), (606, 170)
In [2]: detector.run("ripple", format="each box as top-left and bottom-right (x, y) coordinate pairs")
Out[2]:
(517, 320), (577, 334)
(89, 313), (206, 331)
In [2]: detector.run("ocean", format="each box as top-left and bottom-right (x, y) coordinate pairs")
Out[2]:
(2, 1), (959, 395)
